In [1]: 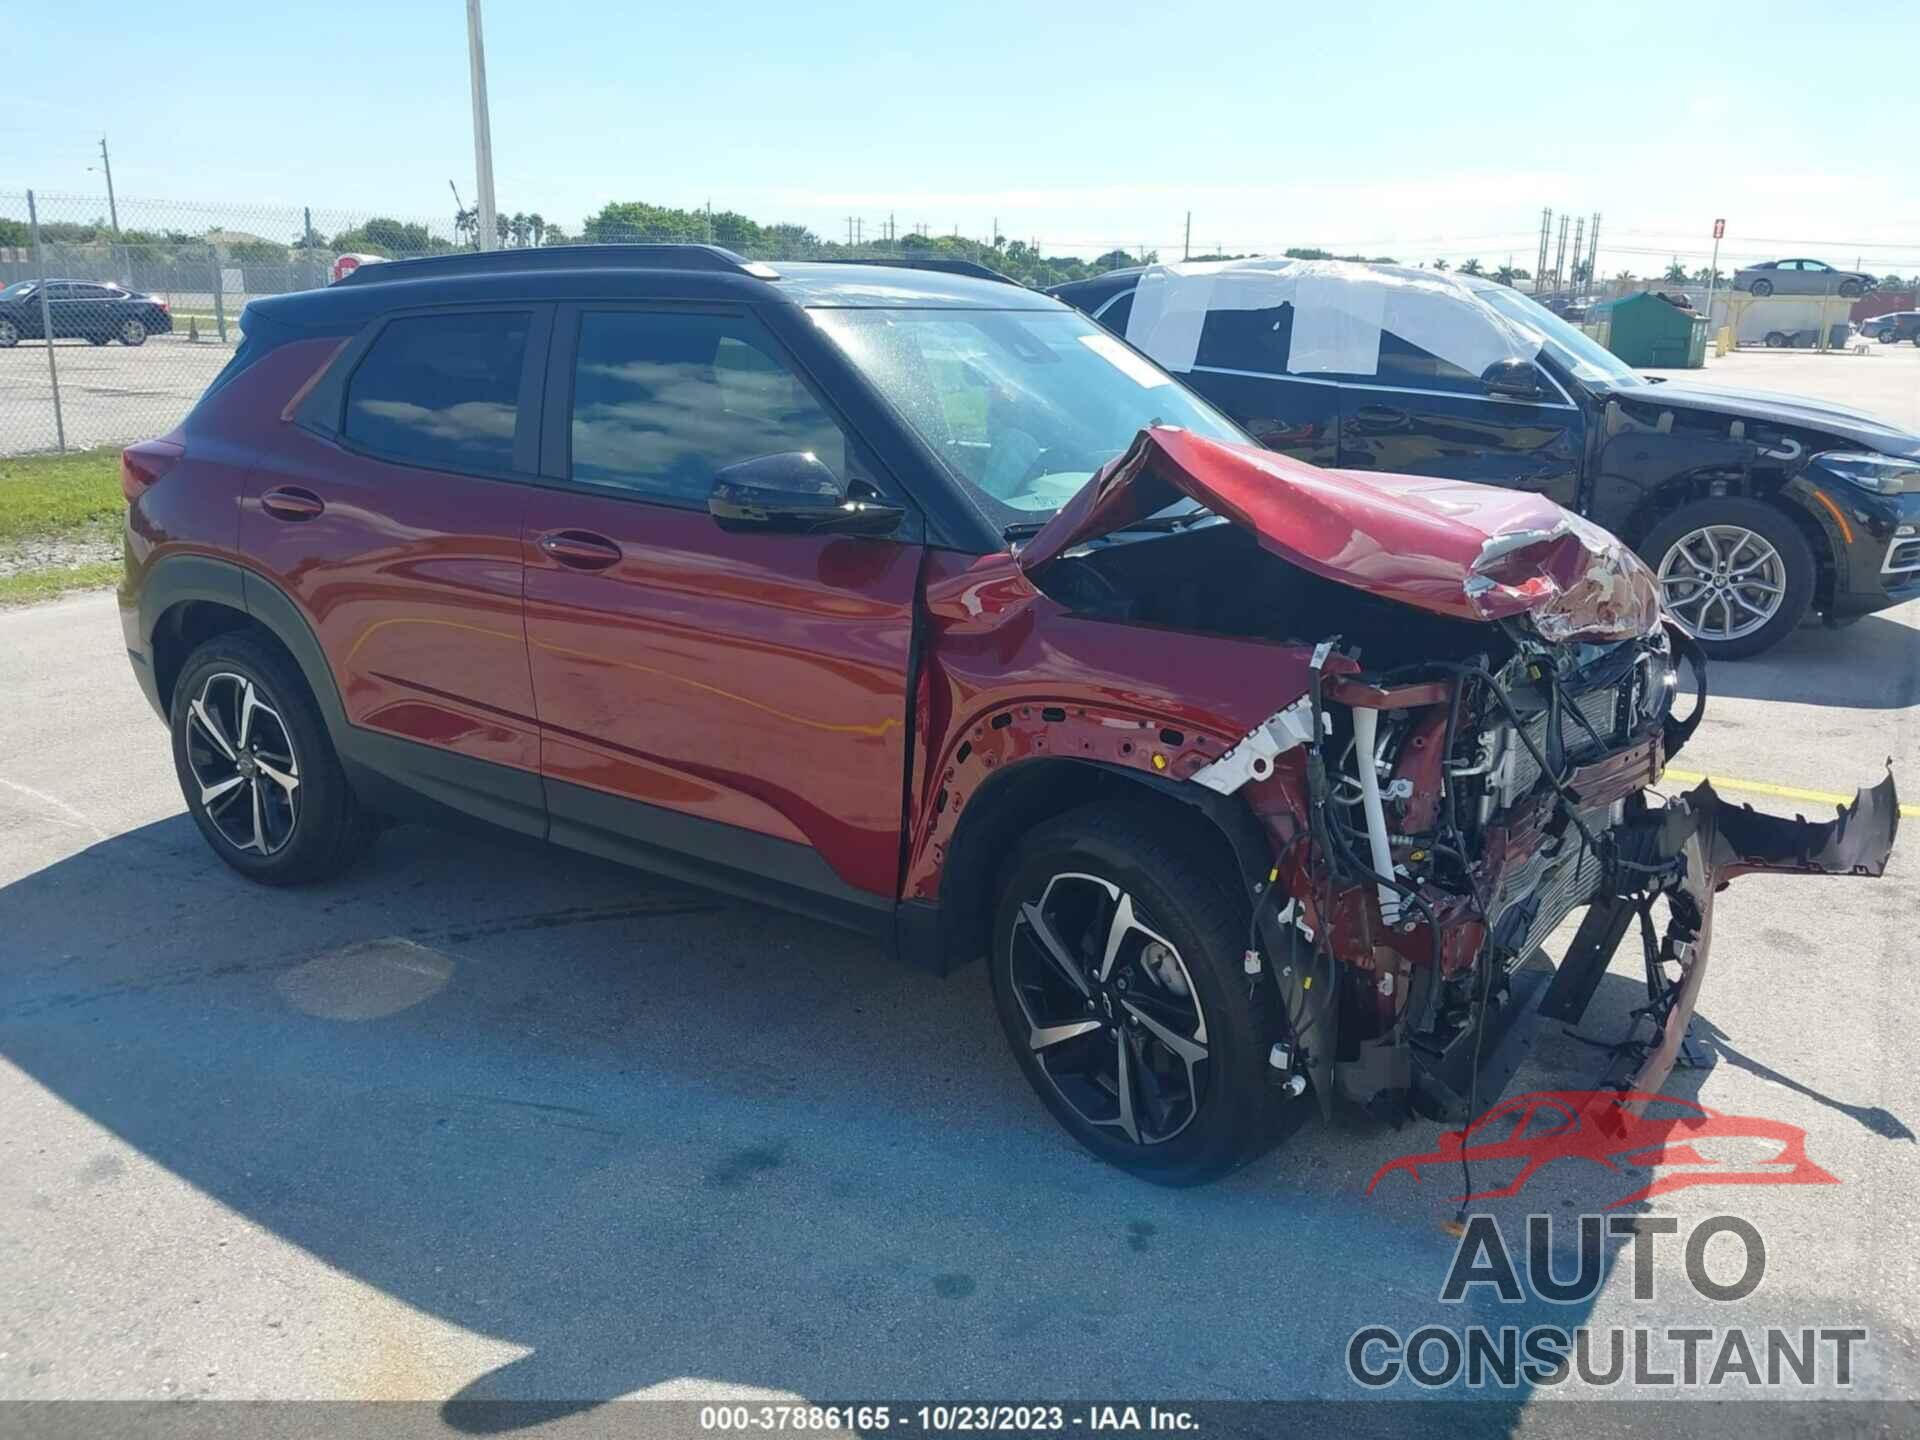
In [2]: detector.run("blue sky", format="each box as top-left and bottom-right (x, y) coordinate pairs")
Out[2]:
(6, 1), (1917, 273)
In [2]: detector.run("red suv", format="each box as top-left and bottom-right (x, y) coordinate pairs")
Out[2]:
(119, 246), (1897, 1183)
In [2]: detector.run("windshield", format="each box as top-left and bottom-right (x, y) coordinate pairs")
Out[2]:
(810, 307), (1246, 523)
(1472, 283), (1643, 389)
(0, 281), (37, 301)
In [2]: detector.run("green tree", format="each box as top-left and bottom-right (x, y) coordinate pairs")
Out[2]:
(1432, 258), (1450, 271)
(330, 217), (449, 257)
(1457, 257), (1484, 276)
(1663, 257), (1689, 282)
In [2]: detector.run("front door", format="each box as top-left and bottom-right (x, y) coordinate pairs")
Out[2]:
(523, 304), (924, 912)
(241, 305), (550, 834)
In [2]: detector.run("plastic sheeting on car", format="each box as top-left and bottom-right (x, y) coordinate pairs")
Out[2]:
(1123, 257), (1545, 383)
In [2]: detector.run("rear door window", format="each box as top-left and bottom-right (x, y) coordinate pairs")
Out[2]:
(1194, 305), (1293, 375)
(344, 311), (531, 473)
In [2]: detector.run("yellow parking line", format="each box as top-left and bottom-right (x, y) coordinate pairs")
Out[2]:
(1663, 767), (1919, 819)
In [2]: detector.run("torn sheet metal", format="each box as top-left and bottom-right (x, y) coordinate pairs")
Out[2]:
(1124, 257), (1539, 381)
(1017, 426), (1662, 642)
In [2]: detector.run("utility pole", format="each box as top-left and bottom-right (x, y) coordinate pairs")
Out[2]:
(1535, 208), (1552, 295)
(465, 0), (498, 251)
(89, 135), (125, 283)
(1570, 215), (1585, 291)
(1184, 210), (1191, 262)
(1587, 212), (1601, 292)
(1552, 214), (1570, 296)
(96, 137), (120, 238)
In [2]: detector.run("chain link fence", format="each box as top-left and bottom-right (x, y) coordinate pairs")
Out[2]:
(2, 190), (1179, 459)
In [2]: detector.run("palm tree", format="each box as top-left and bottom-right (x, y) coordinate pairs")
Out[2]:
(528, 213), (546, 247)
(1432, 258), (1450, 272)
(1494, 264), (1516, 287)
(1458, 258), (1484, 277)
(509, 212), (532, 248)
(1663, 258), (1689, 282)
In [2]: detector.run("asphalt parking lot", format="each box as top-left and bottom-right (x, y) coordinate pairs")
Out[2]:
(0, 333), (234, 455)
(1, 580), (1916, 1422)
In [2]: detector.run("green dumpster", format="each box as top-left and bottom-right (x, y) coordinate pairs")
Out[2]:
(1588, 291), (1709, 368)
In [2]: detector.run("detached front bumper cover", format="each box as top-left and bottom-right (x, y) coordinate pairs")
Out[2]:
(1548, 774), (1899, 1106)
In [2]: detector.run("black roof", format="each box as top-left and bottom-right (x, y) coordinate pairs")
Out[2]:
(251, 244), (1054, 335)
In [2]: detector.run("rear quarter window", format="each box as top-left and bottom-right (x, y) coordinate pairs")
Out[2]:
(343, 311), (530, 473)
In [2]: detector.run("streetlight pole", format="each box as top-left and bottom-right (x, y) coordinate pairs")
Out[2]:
(466, 0), (498, 251)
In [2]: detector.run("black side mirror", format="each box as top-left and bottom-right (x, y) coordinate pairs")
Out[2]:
(708, 451), (904, 536)
(1481, 359), (1545, 400)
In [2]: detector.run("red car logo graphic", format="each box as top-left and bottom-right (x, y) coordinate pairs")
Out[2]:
(1366, 1090), (1838, 1208)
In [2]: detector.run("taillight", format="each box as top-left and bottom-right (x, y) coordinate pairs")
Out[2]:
(121, 438), (184, 502)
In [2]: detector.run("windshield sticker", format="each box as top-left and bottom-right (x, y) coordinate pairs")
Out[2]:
(1078, 331), (1173, 389)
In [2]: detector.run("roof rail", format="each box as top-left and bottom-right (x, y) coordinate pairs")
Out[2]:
(334, 242), (780, 286)
(825, 256), (1026, 288)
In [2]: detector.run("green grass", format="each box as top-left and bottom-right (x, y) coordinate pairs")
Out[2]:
(0, 560), (122, 607)
(0, 447), (125, 544)
(0, 448), (125, 606)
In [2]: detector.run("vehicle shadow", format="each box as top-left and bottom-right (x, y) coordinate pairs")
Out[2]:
(1705, 607), (1920, 709)
(0, 816), (1894, 1425)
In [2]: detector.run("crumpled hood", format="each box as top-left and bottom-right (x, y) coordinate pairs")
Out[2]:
(1615, 379), (1920, 460)
(1017, 427), (1662, 643)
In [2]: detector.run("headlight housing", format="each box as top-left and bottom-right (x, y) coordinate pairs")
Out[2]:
(1811, 451), (1920, 496)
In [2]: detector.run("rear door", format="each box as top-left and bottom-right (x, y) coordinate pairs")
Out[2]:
(522, 303), (924, 912)
(1331, 294), (1584, 508)
(246, 305), (552, 835)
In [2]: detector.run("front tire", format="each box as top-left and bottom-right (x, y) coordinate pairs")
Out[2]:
(0, 319), (18, 347)
(988, 804), (1274, 1184)
(170, 632), (373, 884)
(1750, 278), (1775, 297)
(1643, 497), (1815, 660)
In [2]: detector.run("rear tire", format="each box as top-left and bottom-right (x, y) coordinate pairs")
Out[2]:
(1642, 497), (1815, 661)
(988, 803), (1275, 1184)
(1750, 278), (1775, 297)
(119, 317), (148, 346)
(170, 632), (374, 885)
(1764, 331), (1787, 348)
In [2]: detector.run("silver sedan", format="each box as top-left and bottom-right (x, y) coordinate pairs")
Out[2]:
(1732, 259), (1876, 298)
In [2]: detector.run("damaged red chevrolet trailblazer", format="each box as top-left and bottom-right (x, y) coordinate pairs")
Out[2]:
(120, 248), (1898, 1183)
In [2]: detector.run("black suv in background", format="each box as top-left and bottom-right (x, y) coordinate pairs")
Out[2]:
(1053, 260), (1920, 659)
(0, 279), (173, 347)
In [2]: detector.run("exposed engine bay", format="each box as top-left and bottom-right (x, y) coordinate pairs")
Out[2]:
(1016, 427), (1900, 1125)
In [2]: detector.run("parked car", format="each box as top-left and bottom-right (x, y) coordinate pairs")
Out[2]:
(1052, 258), (1920, 659)
(117, 245), (1896, 1183)
(0, 278), (172, 347)
(1732, 260), (1875, 298)
(1861, 311), (1920, 344)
